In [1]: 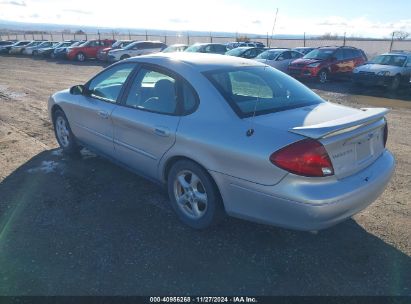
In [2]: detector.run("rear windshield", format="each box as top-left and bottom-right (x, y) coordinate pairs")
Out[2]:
(205, 66), (324, 117)
(370, 55), (407, 67)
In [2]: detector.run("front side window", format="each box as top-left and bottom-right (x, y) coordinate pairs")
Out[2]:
(125, 69), (178, 114)
(87, 63), (136, 103)
(334, 49), (344, 60)
(205, 66), (324, 117)
(370, 55), (407, 67)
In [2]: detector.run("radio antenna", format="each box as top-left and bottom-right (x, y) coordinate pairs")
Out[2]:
(269, 8), (279, 47)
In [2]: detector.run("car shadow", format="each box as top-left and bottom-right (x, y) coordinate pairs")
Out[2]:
(0, 148), (410, 296)
(304, 78), (411, 102)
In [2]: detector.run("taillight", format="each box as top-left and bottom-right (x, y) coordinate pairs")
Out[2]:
(383, 122), (388, 147)
(270, 139), (334, 177)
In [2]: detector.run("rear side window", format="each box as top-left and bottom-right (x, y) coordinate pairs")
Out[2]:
(214, 45), (227, 53)
(205, 66), (324, 117)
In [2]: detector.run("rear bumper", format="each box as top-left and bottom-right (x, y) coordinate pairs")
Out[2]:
(211, 150), (395, 231)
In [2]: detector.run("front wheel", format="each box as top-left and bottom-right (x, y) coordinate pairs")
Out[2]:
(167, 160), (225, 229)
(50, 52), (56, 59)
(76, 52), (86, 62)
(318, 69), (329, 83)
(53, 110), (80, 154)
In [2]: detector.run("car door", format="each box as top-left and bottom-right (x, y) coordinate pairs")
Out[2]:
(330, 48), (346, 75)
(111, 65), (193, 179)
(272, 51), (292, 72)
(69, 63), (137, 157)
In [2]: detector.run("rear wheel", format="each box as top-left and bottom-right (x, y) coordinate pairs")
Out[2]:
(120, 54), (130, 61)
(318, 69), (329, 83)
(33, 50), (38, 56)
(167, 160), (225, 229)
(76, 52), (86, 62)
(53, 109), (80, 155)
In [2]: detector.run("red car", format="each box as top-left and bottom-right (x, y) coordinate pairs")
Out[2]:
(66, 39), (116, 61)
(288, 46), (367, 83)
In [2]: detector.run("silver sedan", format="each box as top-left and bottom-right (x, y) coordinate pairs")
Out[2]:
(48, 53), (395, 231)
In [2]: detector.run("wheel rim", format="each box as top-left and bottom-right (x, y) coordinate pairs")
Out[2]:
(319, 71), (327, 83)
(173, 170), (208, 219)
(55, 116), (70, 148)
(78, 54), (84, 61)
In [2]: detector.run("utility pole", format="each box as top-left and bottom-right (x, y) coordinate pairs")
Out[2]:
(389, 31), (395, 52)
(270, 8), (279, 47)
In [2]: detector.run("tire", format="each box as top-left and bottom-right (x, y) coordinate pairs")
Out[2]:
(50, 52), (56, 59)
(76, 52), (86, 62)
(120, 54), (130, 61)
(167, 160), (225, 229)
(389, 75), (401, 91)
(33, 51), (38, 56)
(318, 69), (329, 83)
(53, 109), (80, 155)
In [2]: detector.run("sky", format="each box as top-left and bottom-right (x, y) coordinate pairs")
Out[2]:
(0, 0), (410, 38)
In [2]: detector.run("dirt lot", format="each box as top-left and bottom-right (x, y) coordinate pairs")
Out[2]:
(0, 56), (410, 296)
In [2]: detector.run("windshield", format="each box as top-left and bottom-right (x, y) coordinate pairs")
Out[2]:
(205, 66), (324, 117)
(256, 50), (282, 60)
(370, 55), (407, 67)
(303, 49), (335, 60)
(226, 47), (248, 56)
(185, 44), (203, 52)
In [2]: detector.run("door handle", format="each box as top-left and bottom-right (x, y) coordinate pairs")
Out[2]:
(98, 110), (109, 119)
(154, 127), (170, 137)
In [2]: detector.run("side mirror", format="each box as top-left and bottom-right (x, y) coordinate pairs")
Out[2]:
(70, 84), (85, 95)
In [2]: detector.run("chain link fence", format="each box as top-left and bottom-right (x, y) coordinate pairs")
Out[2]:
(1, 31), (411, 59)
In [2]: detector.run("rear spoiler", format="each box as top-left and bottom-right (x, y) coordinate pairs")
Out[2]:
(289, 108), (389, 139)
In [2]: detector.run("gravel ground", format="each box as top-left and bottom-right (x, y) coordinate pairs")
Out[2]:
(0, 56), (410, 296)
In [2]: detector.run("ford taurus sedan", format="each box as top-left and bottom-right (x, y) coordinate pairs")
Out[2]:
(48, 53), (395, 231)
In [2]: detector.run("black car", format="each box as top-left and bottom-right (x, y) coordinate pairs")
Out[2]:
(52, 40), (83, 59)
(0, 40), (30, 54)
(38, 40), (77, 58)
(225, 47), (265, 59)
(0, 41), (15, 47)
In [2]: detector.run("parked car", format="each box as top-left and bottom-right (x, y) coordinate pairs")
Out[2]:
(52, 40), (83, 59)
(37, 40), (77, 58)
(162, 44), (188, 53)
(352, 52), (411, 90)
(255, 48), (304, 73)
(24, 41), (59, 56)
(225, 47), (265, 59)
(288, 46), (367, 83)
(292, 47), (316, 55)
(48, 53), (394, 231)
(66, 39), (116, 61)
(185, 43), (227, 54)
(9, 40), (45, 54)
(0, 41), (15, 47)
(107, 41), (167, 62)
(97, 40), (134, 61)
(0, 40), (30, 54)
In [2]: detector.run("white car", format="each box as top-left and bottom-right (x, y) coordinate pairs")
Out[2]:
(107, 41), (167, 62)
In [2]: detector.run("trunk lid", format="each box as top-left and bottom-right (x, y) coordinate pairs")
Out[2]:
(247, 102), (388, 178)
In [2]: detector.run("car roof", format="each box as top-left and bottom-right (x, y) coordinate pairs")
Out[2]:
(125, 52), (265, 71)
